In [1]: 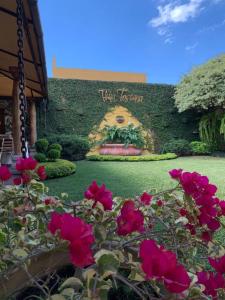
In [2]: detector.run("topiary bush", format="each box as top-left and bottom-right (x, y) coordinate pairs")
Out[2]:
(39, 159), (76, 179)
(35, 138), (49, 154)
(48, 143), (62, 152)
(190, 141), (211, 155)
(48, 134), (90, 161)
(47, 149), (61, 162)
(34, 152), (47, 163)
(86, 153), (177, 161)
(162, 139), (191, 156)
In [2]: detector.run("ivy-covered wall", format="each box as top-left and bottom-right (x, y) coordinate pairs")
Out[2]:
(37, 79), (200, 151)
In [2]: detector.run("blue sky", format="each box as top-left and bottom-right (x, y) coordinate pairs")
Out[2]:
(39, 0), (225, 84)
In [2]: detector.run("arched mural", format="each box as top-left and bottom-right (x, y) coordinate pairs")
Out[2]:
(88, 105), (155, 155)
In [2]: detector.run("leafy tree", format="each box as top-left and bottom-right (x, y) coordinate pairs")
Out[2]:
(175, 55), (225, 112)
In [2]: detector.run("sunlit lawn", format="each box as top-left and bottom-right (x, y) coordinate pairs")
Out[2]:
(45, 156), (225, 200)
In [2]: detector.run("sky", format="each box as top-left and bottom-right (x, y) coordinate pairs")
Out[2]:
(39, 0), (225, 84)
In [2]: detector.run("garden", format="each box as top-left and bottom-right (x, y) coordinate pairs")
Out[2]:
(2, 54), (225, 300)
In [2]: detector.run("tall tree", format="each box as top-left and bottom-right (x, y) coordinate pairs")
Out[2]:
(175, 55), (225, 112)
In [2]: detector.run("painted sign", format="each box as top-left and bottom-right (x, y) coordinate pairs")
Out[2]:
(98, 88), (143, 103)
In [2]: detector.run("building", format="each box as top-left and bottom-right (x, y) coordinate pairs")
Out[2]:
(52, 57), (147, 83)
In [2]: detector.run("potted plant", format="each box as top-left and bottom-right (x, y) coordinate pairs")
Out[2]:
(99, 124), (145, 155)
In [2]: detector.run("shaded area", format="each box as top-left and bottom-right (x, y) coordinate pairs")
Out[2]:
(45, 156), (225, 200)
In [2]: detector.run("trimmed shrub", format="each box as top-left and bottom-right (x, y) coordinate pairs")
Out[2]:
(190, 141), (211, 155)
(47, 149), (61, 162)
(162, 139), (191, 156)
(48, 134), (90, 161)
(35, 139), (49, 154)
(86, 153), (177, 161)
(48, 143), (62, 152)
(39, 159), (76, 179)
(34, 153), (47, 163)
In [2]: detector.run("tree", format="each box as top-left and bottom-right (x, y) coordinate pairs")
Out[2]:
(175, 55), (225, 112)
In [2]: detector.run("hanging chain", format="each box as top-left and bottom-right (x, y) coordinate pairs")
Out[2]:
(17, 0), (27, 158)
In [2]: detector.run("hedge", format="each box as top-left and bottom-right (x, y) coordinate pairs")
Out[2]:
(86, 153), (177, 161)
(39, 159), (76, 179)
(37, 79), (200, 151)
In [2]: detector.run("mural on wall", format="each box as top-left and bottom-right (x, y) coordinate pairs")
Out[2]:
(88, 105), (155, 155)
(0, 100), (12, 135)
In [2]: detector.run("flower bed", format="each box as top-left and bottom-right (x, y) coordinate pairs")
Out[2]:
(87, 153), (177, 161)
(99, 144), (142, 156)
(39, 159), (76, 179)
(1, 159), (225, 299)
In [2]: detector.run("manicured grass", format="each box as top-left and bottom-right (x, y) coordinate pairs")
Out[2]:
(45, 156), (225, 200)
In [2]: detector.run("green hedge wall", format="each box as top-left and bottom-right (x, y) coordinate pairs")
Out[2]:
(37, 79), (200, 151)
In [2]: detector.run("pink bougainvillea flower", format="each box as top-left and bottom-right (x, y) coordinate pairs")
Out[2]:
(218, 201), (225, 217)
(48, 212), (95, 268)
(140, 192), (153, 205)
(21, 173), (31, 184)
(117, 200), (144, 236)
(170, 170), (221, 234)
(44, 197), (58, 206)
(185, 223), (196, 235)
(48, 212), (63, 235)
(179, 208), (187, 217)
(36, 166), (47, 181)
(70, 240), (95, 268)
(0, 165), (12, 182)
(164, 264), (191, 294)
(84, 181), (113, 210)
(209, 255), (225, 274)
(197, 271), (225, 299)
(16, 157), (37, 171)
(156, 199), (164, 207)
(169, 169), (183, 180)
(13, 177), (22, 186)
(140, 239), (191, 294)
(201, 231), (212, 242)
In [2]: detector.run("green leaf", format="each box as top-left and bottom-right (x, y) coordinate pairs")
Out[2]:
(95, 250), (120, 277)
(50, 295), (66, 300)
(12, 248), (28, 259)
(94, 225), (107, 241)
(60, 277), (83, 291)
(0, 229), (6, 245)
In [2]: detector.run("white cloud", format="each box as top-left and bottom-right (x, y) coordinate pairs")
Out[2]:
(197, 19), (225, 33)
(185, 42), (198, 51)
(150, 0), (204, 28)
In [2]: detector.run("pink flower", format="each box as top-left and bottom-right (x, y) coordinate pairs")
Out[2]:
(197, 271), (225, 299)
(170, 170), (221, 233)
(218, 201), (225, 216)
(140, 192), (152, 205)
(140, 240), (191, 294)
(16, 157), (37, 171)
(48, 212), (95, 268)
(156, 200), (164, 207)
(209, 255), (225, 274)
(48, 212), (62, 234)
(70, 240), (95, 268)
(169, 169), (183, 180)
(117, 200), (144, 236)
(179, 208), (187, 217)
(37, 166), (47, 181)
(44, 197), (58, 206)
(84, 181), (113, 210)
(0, 165), (11, 182)
(21, 173), (31, 184)
(201, 231), (212, 242)
(13, 177), (22, 186)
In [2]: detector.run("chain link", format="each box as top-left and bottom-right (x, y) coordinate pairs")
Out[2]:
(17, 0), (27, 158)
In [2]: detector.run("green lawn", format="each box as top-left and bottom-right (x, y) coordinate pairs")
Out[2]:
(45, 156), (225, 200)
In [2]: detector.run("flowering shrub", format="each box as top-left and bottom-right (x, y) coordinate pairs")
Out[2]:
(1, 160), (225, 299)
